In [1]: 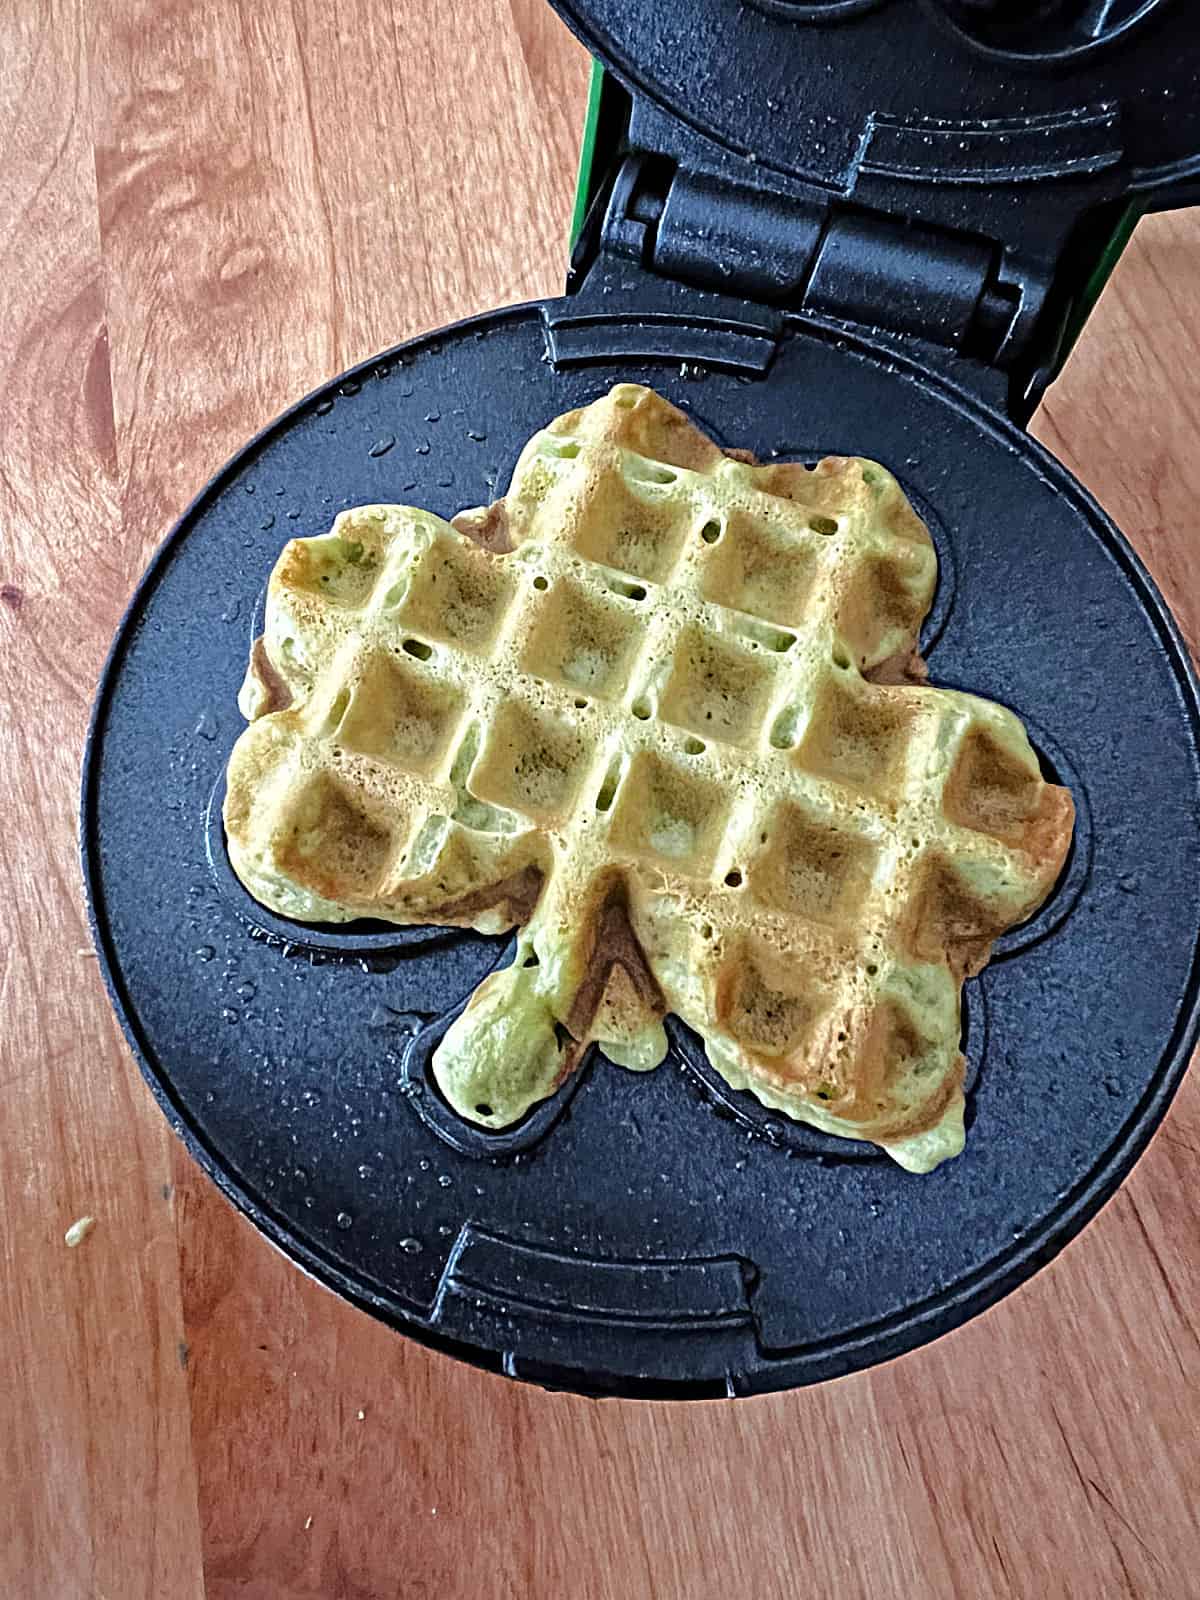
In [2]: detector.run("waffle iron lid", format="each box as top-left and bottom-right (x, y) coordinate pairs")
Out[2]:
(549, 0), (1200, 217)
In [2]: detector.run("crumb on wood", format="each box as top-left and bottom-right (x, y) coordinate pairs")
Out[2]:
(65, 1216), (96, 1248)
(304, 1516), (313, 1531)
(357, 1408), (365, 1421)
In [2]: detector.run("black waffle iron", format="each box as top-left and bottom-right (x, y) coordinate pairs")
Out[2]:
(83, 1), (1200, 1397)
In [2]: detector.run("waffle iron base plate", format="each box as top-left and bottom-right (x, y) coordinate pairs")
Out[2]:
(83, 305), (1200, 1397)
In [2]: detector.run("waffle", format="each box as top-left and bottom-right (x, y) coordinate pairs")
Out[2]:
(225, 384), (1074, 1172)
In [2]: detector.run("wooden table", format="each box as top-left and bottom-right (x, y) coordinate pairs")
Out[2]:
(3, 3), (1199, 1595)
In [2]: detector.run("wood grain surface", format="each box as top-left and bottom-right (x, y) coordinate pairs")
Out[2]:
(2, 2), (1198, 1596)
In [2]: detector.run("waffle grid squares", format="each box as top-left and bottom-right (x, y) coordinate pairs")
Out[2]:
(226, 384), (1073, 1171)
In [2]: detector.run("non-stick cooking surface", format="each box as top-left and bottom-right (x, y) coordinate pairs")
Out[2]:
(83, 302), (1200, 1397)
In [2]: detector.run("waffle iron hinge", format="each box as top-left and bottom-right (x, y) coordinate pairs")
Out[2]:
(579, 152), (1067, 421)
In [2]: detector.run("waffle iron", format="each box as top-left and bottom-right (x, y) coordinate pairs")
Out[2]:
(83, 0), (1200, 1397)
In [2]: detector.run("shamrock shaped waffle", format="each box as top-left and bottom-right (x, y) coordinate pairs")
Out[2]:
(225, 384), (1073, 1171)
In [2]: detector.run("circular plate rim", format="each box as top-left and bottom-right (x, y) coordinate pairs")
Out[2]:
(80, 298), (1200, 1398)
